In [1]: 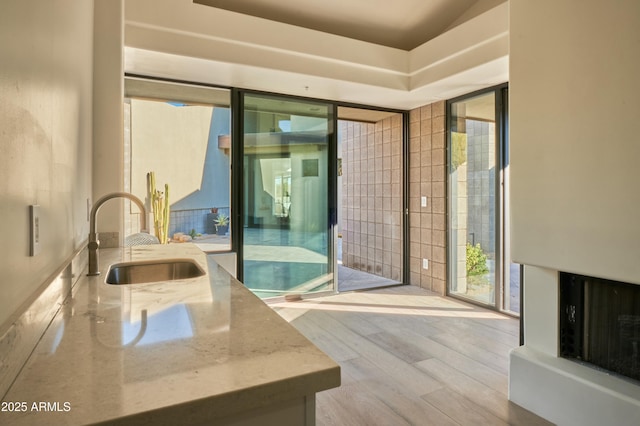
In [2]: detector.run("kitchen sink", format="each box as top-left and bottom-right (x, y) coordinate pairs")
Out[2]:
(106, 258), (206, 285)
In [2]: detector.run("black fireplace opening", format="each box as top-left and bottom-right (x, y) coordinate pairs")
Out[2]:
(560, 272), (640, 382)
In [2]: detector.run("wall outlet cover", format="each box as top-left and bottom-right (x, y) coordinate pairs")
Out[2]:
(30, 205), (41, 256)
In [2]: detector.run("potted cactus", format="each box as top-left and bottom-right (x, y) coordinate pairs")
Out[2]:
(214, 213), (229, 235)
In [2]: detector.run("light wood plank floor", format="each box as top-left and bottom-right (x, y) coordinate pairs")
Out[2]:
(270, 285), (553, 426)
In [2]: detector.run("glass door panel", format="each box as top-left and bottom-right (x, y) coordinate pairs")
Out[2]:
(448, 92), (497, 305)
(241, 93), (334, 298)
(123, 78), (231, 252)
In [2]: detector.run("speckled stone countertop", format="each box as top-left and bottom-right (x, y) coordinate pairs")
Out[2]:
(1, 244), (340, 425)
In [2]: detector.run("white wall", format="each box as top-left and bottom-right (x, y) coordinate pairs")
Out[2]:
(510, 0), (640, 285)
(0, 0), (95, 327)
(93, 0), (125, 243)
(509, 1), (640, 424)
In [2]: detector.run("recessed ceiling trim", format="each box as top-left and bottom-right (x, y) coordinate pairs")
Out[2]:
(412, 7), (507, 71)
(125, 22), (411, 92)
(126, 21), (408, 77)
(126, 0), (408, 70)
(124, 0), (509, 109)
(193, 0), (503, 50)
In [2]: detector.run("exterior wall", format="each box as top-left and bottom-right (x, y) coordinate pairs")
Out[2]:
(466, 121), (495, 253)
(408, 102), (447, 295)
(449, 153), (468, 294)
(340, 116), (403, 282)
(126, 100), (231, 237)
(169, 208), (229, 236)
(0, 0), (95, 328)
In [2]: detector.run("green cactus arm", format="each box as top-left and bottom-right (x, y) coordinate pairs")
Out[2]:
(162, 183), (170, 244)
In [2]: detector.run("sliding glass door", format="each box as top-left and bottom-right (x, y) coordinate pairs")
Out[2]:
(447, 86), (519, 314)
(237, 93), (335, 298)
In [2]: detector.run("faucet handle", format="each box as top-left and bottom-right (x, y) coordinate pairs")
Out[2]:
(87, 238), (101, 276)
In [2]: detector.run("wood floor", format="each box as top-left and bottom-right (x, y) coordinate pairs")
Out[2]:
(270, 285), (553, 426)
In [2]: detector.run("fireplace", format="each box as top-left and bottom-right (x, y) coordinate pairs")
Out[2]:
(560, 272), (640, 382)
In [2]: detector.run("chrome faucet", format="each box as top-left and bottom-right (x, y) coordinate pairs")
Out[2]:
(87, 192), (148, 276)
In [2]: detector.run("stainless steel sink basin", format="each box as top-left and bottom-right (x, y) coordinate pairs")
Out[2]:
(106, 258), (205, 285)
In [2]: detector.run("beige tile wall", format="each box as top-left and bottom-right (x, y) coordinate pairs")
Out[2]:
(408, 102), (447, 295)
(340, 102), (447, 294)
(340, 114), (403, 282)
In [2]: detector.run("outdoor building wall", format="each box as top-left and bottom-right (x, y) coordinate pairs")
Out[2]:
(408, 102), (447, 295)
(340, 116), (403, 282)
(466, 121), (495, 254)
(126, 100), (230, 237)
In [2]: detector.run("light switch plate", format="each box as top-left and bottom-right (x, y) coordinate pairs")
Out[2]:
(422, 258), (429, 269)
(30, 205), (41, 256)
(421, 196), (427, 207)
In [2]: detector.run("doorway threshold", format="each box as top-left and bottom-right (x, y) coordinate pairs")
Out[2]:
(338, 264), (400, 292)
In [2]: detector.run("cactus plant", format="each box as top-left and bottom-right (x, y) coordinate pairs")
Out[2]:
(147, 171), (170, 244)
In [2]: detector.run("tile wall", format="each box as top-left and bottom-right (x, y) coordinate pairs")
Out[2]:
(340, 101), (448, 294)
(340, 114), (403, 282)
(408, 102), (447, 295)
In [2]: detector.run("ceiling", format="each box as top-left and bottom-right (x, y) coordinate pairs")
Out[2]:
(193, 0), (505, 50)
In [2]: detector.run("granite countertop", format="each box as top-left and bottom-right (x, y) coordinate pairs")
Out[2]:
(2, 244), (340, 425)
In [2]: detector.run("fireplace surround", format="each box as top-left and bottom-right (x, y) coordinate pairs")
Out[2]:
(509, 266), (640, 426)
(560, 272), (640, 382)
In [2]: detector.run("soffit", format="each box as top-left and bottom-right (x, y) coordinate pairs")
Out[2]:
(125, 77), (231, 107)
(193, 0), (506, 50)
(337, 107), (399, 123)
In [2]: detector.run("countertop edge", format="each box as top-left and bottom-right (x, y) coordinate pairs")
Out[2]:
(95, 365), (341, 426)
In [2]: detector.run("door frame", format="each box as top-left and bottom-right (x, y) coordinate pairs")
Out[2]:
(232, 89), (409, 296)
(446, 83), (519, 315)
(231, 89), (338, 294)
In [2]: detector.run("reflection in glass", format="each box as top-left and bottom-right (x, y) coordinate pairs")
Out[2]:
(448, 93), (497, 305)
(242, 94), (333, 298)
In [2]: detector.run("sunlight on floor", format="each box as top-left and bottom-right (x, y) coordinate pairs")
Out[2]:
(270, 290), (510, 321)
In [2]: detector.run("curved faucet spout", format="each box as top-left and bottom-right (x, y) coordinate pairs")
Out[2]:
(88, 192), (148, 276)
